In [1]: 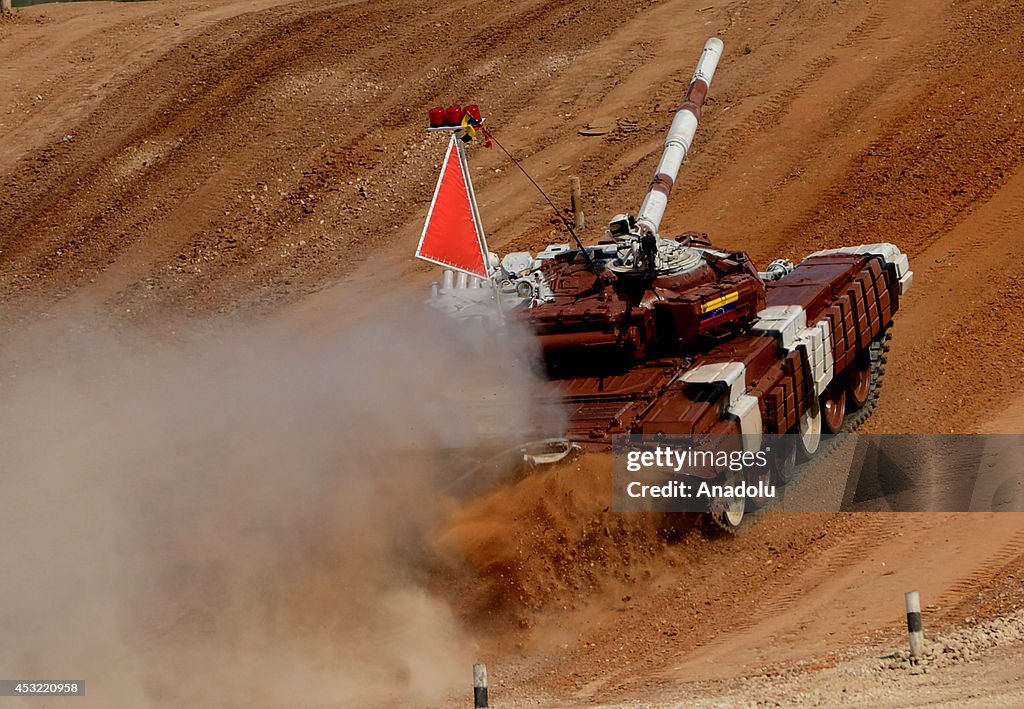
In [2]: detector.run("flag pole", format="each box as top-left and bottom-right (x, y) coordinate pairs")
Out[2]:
(456, 137), (505, 325)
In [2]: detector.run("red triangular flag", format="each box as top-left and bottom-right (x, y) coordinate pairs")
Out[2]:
(415, 136), (488, 278)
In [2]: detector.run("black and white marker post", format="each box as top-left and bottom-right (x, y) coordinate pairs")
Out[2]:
(905, 591), (924, 657)
(473, 663), (489, 708)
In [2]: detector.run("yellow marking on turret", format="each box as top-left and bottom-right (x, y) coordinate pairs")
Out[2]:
(701, 291), (739, 314)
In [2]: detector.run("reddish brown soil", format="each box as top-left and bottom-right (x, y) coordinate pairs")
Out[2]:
(3, 0), (1024, 705)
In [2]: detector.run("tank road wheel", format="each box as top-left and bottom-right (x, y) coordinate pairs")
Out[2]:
(847, 348), (872, 410)
(746, 452), (775, 510)
(820, 377), (847, 434)
(797, 395), (822, 460)
(712, 494), (745, 531)
(771, 436), (798, 486)
(708, 468), (745, 532)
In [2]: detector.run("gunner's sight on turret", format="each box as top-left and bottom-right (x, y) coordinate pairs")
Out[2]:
(609, 213), (643, 271)
(608, 213), (637, 238)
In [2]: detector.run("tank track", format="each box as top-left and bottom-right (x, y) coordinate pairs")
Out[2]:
(814, 326), (891, 450)
(707, 328), (892, 533)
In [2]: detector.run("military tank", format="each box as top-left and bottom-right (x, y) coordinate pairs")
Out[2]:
(416, 38), (912, 529)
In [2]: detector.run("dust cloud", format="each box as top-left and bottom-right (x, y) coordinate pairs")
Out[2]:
(0, 304), (559, 707)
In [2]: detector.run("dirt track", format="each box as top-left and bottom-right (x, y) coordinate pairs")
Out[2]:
(2, 0), (1024, 706)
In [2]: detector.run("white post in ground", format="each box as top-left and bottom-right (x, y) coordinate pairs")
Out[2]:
(570, 176), (585, 230)
(1, 0), (12, 14)
(473, 663), (488, 708)
(905, 591), (924, 657)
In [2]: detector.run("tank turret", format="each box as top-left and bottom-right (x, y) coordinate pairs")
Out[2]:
(516, 38), (765, 368)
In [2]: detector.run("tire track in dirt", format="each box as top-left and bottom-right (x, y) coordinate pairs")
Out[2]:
(771, 0), (1024, 258)
(937, 530), (1024, 608)
(567, 515), (895, 702)
(0, 2), (365, 298)
(735, 10), (948, 258)
(874, 167), (1024, 433)
(0, 0), (656, 318)
(651, 515), (1024, 685)
(667, 1), (890, 200)
(3, 1), (414, 305)
(183, 0), (655, 312)
(833, 10), (887, 50)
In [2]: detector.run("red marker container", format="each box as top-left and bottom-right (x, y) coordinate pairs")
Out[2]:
(428, 106), (446, 127)
(445, 105), (464, 126)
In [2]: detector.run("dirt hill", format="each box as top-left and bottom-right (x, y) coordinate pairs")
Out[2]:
(2, 0), (1023, 705)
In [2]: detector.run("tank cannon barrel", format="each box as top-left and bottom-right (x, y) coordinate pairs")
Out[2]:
(635, 37), (723, 236)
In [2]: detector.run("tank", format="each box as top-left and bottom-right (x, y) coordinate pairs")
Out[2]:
(419, 38), (913, 529)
